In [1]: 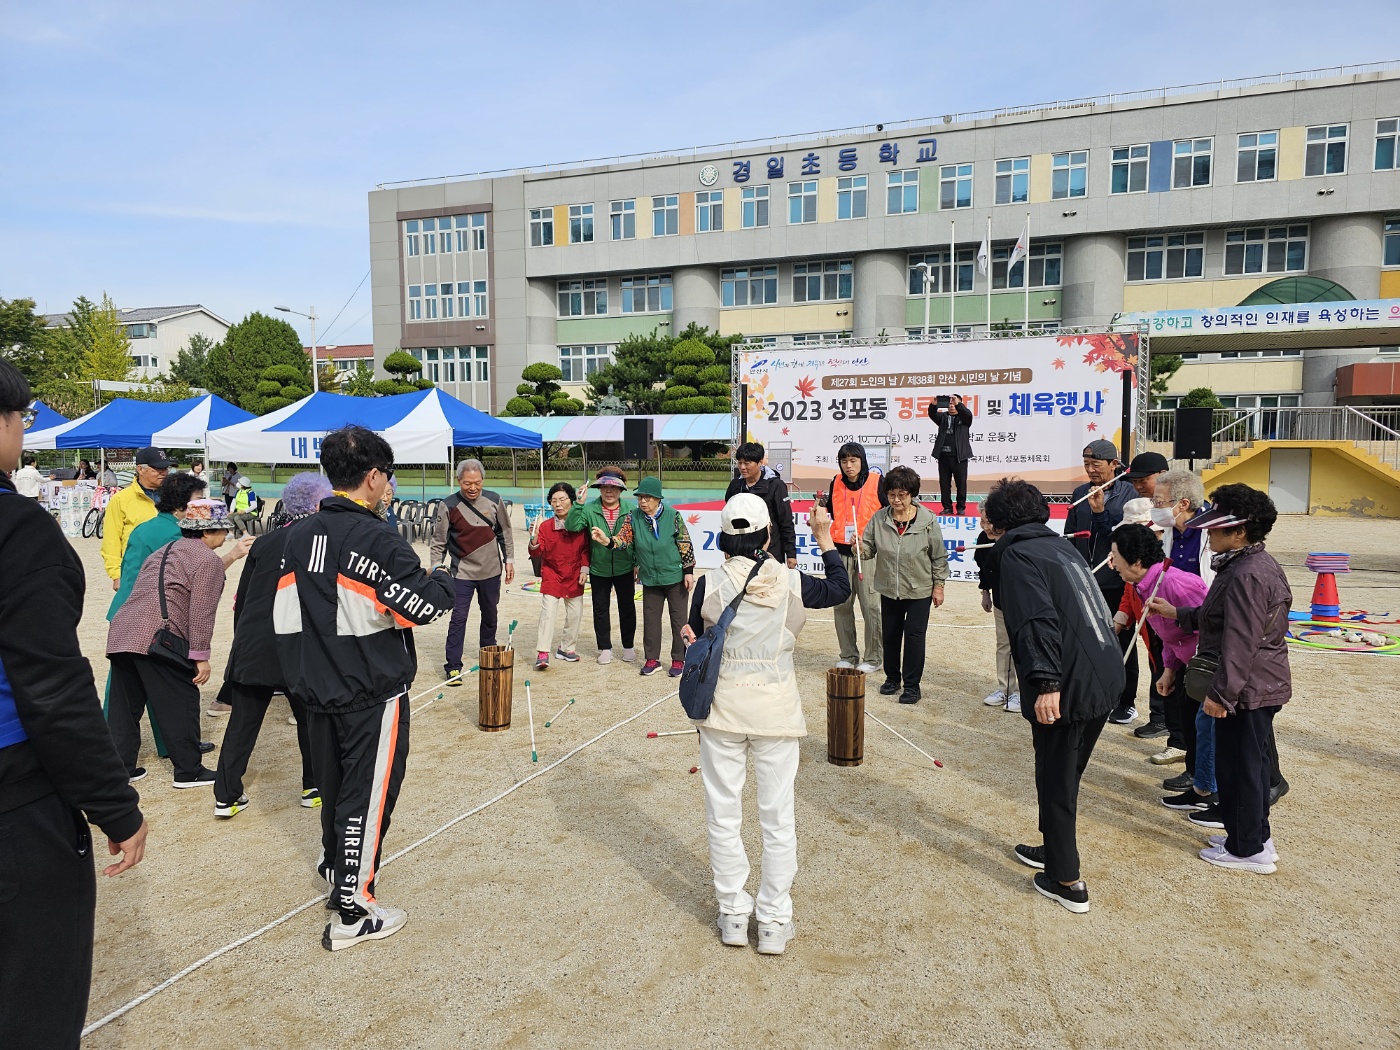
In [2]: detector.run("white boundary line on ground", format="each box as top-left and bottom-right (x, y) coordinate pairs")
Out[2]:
(82, 690), (677, 1038)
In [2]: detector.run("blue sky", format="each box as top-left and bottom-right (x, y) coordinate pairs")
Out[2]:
(2, 1), (1397, 350)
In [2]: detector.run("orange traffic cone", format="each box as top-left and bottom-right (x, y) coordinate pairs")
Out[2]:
(1311, 572), (1340, 622)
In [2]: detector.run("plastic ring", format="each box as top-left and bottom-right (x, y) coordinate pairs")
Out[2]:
(1286, 619), (1400, 653)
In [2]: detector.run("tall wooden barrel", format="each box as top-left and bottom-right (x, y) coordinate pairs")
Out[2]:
(478, 645), (514, 732)
(827, 667), (865, 766)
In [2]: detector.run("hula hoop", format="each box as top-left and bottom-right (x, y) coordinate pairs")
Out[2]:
(1286, 619), (1400, 653)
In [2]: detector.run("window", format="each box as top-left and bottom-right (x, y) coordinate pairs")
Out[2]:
(421, 217), (440, 254)
(423, 347), (439, 383)
(1126, 231), (1205, 281)
(125, 323), (156, 339)
(788, 181), (818, 224)
(1377, 119), (1399, 171)
(886, 170), (918, 214)
(440, 285), (454, 318)
(696, 190), (723, 232)
(721, 266), (778, 307)
(620, 273), (672, 313)
(792, 259), (853, 302)
(836, 175), (867, 220)
(405, 219), (420, 256)
(440, 346), (457, 383)
(529, 208), (554, 247)
(994, 157), (1029, 205)
(908, 251), (973, 294)
(454, 213), (486, 252)
(993, 242), (1063, 289)
(1172, 138), (1213, 188)
(610, 199), (635, 240)
(568, 204), (594, 244)
(557, 279), (607, 317)
(558, 344), (613, 383)
(471, 346), (490, 384)
(457, 281), (488, 318)
(1051, 152), (1087, 199)
(789, 332), (850, 345)
(742, 186), (769, 228)
(1217, 351), (1303, 361)
(422, 284), (439, 319)
(408, 285), (422, 320)
(939, 163), (972, 210)
(652, 195), (679, 236)
(1111, 144), (1149, 194)
(1386, 217), (1400, 267)
(1236, 132), (1278, 183)
(1305, 124), (1348, 176)
(1223, 226), (1308, 275)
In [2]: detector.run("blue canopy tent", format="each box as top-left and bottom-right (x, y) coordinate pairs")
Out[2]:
(24, 394), (253, 451)
(29, 400), (68, 433)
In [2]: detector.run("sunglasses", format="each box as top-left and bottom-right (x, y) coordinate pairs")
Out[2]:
(18, 401), (38, 430)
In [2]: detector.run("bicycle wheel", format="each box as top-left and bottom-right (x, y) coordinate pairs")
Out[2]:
(95, 512), (105, 539)
(82, 507), (98, 539)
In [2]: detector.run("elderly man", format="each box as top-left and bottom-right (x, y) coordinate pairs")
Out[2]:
(1064, 439), (1138, 726)
(100, 446), (170, 592)
(432, 459), (515, 686)
(1125, 451), (1169, 500)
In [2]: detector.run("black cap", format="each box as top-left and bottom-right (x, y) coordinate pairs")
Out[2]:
(134, 447), (173, 470)
(1125, 452), (1170, 480)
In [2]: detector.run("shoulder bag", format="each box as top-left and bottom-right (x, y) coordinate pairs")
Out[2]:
(147, 543), (194, 669)
(679, 558), (766, 721)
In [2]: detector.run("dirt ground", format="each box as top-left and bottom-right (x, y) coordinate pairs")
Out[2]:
(68, 513), (1400, 1049)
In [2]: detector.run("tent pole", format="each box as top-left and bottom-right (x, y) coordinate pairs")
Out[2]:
(582, 444), (588, 487)
(540, 444), (546, 506)
(421, 463), (426, 502)
(657, 443), (663, 488)
(511, 449), (517, 487)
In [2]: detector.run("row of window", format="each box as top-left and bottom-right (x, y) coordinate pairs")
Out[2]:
(1126, 225), (1309, 281)
(406, 346), (491, 385)
(1156, 393), (1302, 410)
(126, 323), (157, 339)
(406, 281), (489, 321)
(404, 214), (487, 256)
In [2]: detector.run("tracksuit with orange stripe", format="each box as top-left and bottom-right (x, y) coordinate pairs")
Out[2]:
(274, 497), (454, 923)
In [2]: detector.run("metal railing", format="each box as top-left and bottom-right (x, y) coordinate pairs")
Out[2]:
(1145, 406), (1400, 472)
(377, 61), (1398, 188)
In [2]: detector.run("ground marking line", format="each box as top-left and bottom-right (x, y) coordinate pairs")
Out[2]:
(82, 689), (677, 1037)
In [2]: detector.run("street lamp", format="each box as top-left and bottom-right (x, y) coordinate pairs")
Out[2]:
(913, 262), (934, 340)
(274, 305), (320, 392)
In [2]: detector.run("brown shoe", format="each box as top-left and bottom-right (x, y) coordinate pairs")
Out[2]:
(207, 701), (233, 716)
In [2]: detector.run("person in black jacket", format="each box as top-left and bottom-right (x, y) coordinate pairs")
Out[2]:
(275, 426), (455, 952)
(973, 513), (1018, 712)
(212, 472), (335, 818)
(987, 478), (1124, 915)
(725, 442), (797, 567)
(927, 394), (974, 515)
(0, 360), (149, 1050)
(1063, 439), (1139, 725)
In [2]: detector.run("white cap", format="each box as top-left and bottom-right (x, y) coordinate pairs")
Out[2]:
(1115, 497), (1154, 529)
(720, 492), (770, 535)
(237, 475), (252, 488)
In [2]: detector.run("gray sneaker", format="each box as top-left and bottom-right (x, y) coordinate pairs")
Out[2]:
(322, 903), (407, 952)
(717, 913), (749, 946)
(756, 919), (796, 955)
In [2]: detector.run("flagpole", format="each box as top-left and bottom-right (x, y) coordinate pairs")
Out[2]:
(985, 214), (992, 334)
(1023, 211), (1031, 332)
(948, 219), (955, 337)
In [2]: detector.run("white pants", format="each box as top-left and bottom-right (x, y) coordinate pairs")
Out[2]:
(537, 594), (583, 655)
(697, 727), (800, 924)
(993, 607), (1016, 694)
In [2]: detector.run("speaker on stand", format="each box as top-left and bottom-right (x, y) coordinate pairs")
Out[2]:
(1173, 407), (1214, 471)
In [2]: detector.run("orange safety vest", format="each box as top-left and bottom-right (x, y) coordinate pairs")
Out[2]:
(829, 472), (883, 546)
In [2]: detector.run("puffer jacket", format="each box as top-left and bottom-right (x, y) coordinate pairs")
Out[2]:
(859, 504), (949, 599)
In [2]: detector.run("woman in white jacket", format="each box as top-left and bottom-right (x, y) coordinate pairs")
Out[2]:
(681, 493), (850, 955)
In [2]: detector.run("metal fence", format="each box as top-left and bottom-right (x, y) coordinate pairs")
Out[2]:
(1145, 407), (1400, 471)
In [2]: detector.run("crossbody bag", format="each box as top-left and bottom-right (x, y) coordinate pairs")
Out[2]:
(147, 543), (194, 669)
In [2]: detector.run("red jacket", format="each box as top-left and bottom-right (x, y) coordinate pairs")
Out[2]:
(530, 516), (590, 598)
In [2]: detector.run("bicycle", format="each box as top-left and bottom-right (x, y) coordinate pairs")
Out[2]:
(82, 506), (104, 539)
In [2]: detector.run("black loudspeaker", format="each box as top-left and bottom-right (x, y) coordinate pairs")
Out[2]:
(623, 418), (654, 459)
(1173, 407), (1214, 461)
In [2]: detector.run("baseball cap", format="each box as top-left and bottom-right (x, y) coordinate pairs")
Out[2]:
(720, 493), (770, 535)
(1082, 439), (1118, 462)
(135, 446), (173, 470)
(1125, 452), (1170, 480)
(1183, 504), (1249, 531)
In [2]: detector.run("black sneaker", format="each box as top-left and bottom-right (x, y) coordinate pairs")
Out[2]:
(1107, 705), (1137, 725)
(198, 740), (216, 754)
(898, 687), (921, 704)
(1161, 790), (1216, 812)
(1033, 871), (1089, 914)
(1133, 721), (1168, 739)
(172, 767), (217, 789)
(128, 767), (147, 784)
(879, 679), (901, 695)
(1013, 843), (1046, 869)
(1269, 779), (1290, 806)
(1162, 770), (1194, 791)
(1187, 804), (1226, 829)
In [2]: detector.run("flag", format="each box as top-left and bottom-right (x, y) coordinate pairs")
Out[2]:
(976, 233), (990, 276)
(1007, 218), (1030, 272)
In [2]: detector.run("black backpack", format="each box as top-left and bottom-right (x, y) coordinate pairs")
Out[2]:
(679, 558), (765, 721)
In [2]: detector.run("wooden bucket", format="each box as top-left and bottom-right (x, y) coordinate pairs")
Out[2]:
(478, 645), (513, 732)
(826, 667), (865, 767)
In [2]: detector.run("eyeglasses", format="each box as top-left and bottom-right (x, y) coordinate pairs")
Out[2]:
(18, 401), (37, 430)
(1150, 497), (1182, 508)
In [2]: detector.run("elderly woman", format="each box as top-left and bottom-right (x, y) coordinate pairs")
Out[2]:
(859, 465), (948, 704)
(529, 482), (589, 670)
(212, 473), (334, 818)
(1148, 484), (1291, 874)
(106, 501), (231, 788)
(680, 494), (849, 955)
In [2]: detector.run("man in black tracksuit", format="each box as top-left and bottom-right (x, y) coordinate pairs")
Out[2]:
(988, 479), (1123, 915)
(927, 394), (974, 515)
(0, 361), (148, 1049)
(726, 442), (797, 566)
(275, 426), (454, 951)
(1063, 439), (1138, 723)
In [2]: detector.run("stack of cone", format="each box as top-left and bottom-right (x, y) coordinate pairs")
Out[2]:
(1311, 572), (1340, 622)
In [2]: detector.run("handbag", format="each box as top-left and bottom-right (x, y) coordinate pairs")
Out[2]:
(679, 558), (766, 721)
(1183, 652), (1219, 702)
(147, 543), (193, 669)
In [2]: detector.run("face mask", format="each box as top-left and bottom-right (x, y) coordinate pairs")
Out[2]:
(1151, 507), (1176, 529)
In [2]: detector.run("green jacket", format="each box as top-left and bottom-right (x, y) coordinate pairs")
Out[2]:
(109, 511), (181, 619)
(859, 505), (949, 600)
(565, 498), (636, 577)
(625, 507), (686, 588)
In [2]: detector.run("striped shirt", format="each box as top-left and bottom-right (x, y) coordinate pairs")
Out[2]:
(106, 537), (226, 661)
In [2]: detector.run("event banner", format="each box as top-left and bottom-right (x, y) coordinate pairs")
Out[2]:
(737, 333), (1138, 495)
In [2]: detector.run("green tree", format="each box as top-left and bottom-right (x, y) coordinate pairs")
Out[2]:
(585, 323), (741, 414)
(372, 349), (433, 395)
(204, 311), (311, 412)
(168, 332), (216, 389)
(1150, 352), (1184, 405)
(84, 293), (133, 383)
(0, 297), (51, 383)
(501, 362), (583, 416)
(344, 359), (377, 397)
(256, 363), (312, 412)
(1180, 386), (1224, 409)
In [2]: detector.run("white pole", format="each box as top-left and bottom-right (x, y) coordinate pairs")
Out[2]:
(922, 265), (931, 340)
(310, 307), (319, 393)
(948, 219), (955, 337)
(1023, 213), (1031, 333)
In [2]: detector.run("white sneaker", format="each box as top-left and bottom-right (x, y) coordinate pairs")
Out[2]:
(1004, 692), (1021, 713)
(287, 713), (298, 725)
(620, 648), (636, 663)
(835, 660), (855, 669)
(982, 689), (1007, 707)
(597, 649), (613, 665)
(856, 662), (880, 674)
(756, 919), (796, 955)
(1207, 835), (1278, 863)
(322, 903), (408, 951)
(1150, 746), (1187, 765)
(717, 913), (749, 946)
(1199, 845), (1277, 874)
